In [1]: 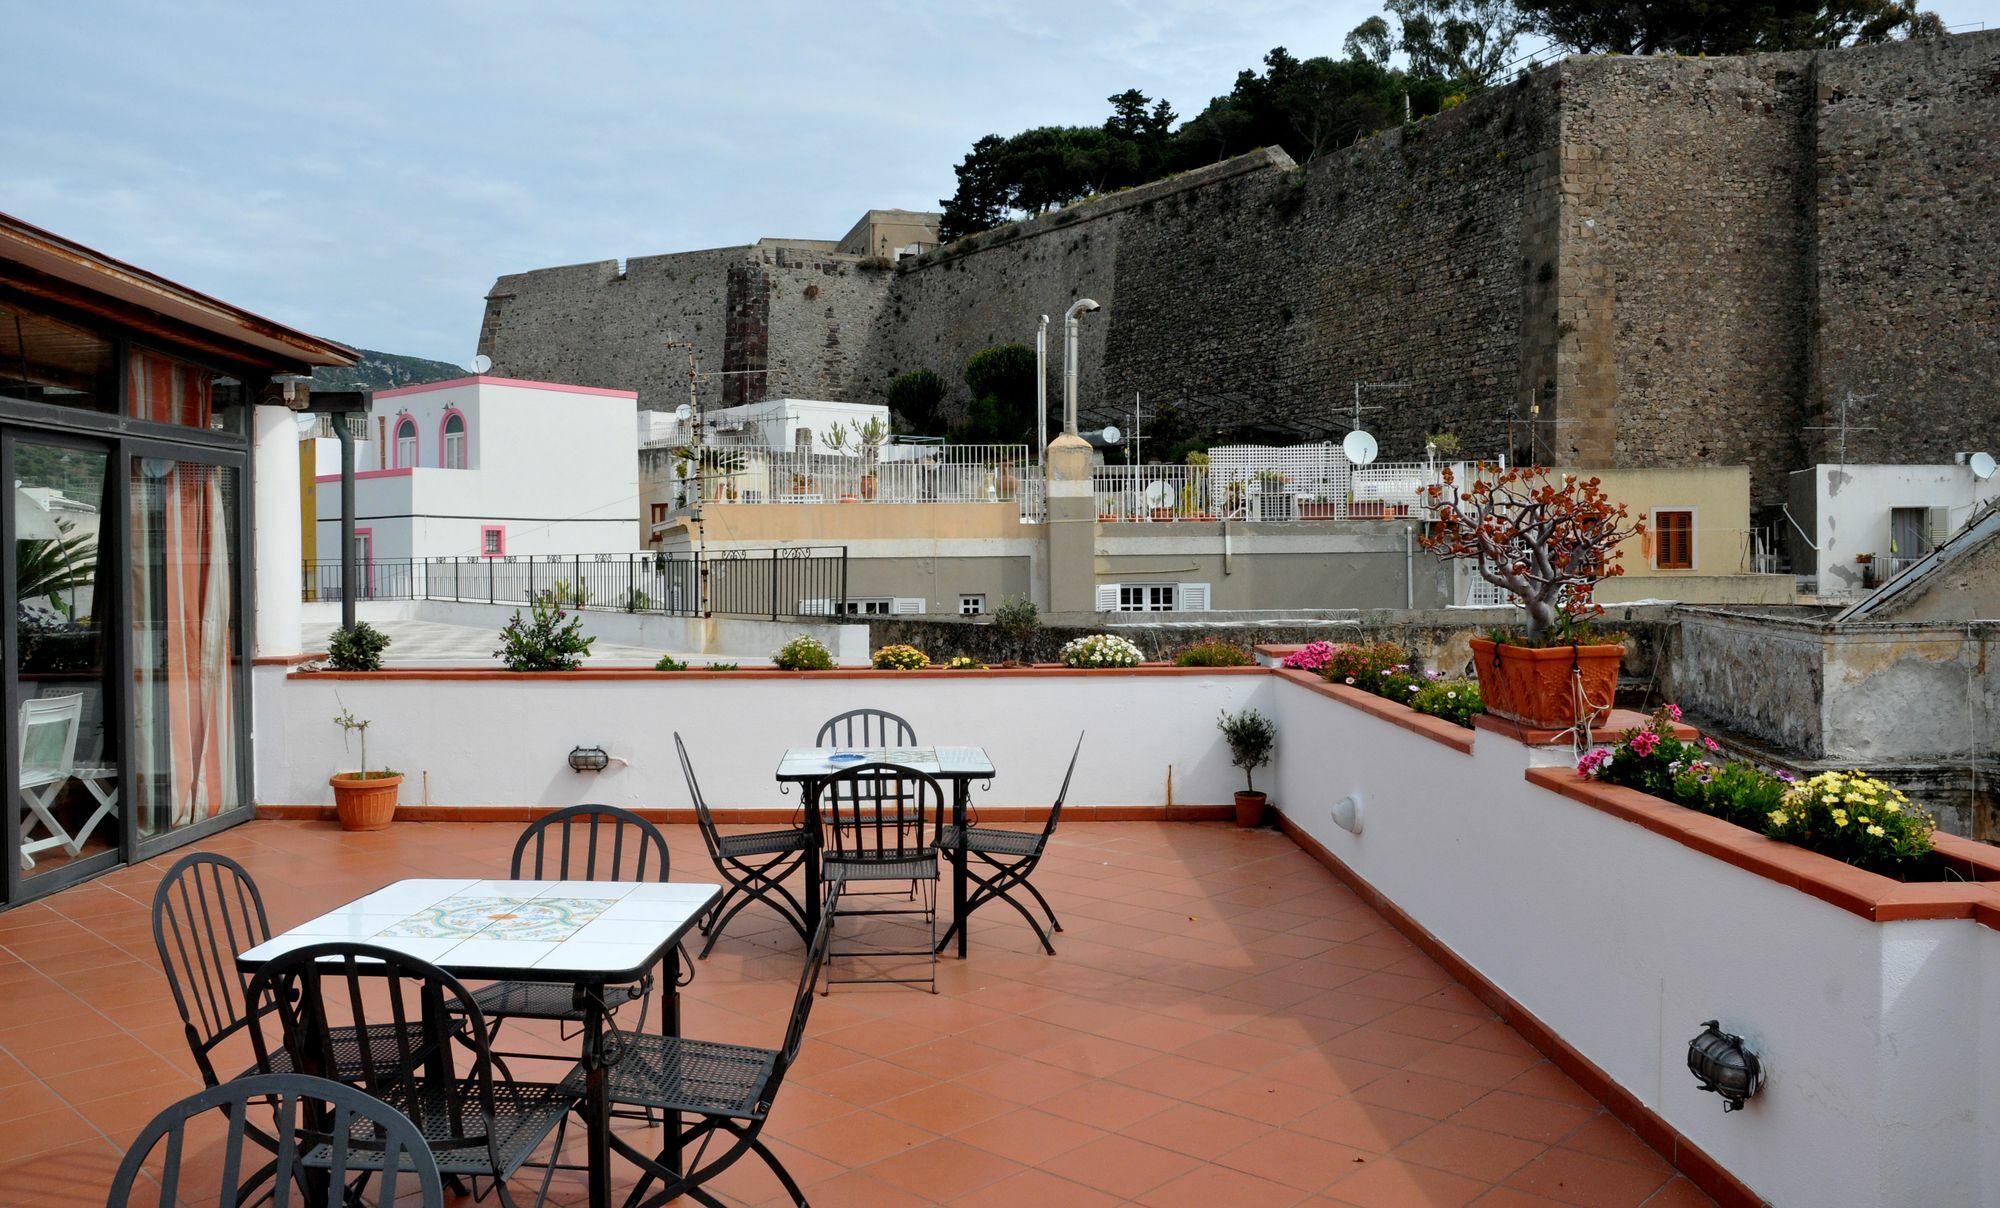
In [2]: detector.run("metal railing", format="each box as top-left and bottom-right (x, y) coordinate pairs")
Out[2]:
(302, 548), (848, 621)
(1091, 454), (1447, 522)
(662, 444), (1037, 513)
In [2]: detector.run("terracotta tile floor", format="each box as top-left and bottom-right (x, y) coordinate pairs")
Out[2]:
(0, 819), (1715, 1207)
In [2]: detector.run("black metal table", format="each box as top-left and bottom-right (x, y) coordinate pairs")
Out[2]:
(775, 745), (995, 958)
(236, 876), (720, 1208)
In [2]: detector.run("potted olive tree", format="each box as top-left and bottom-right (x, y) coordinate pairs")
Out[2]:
(330, 707), (400, 831)
(1218, 708), (1277, 827)
(1420, 465), (1643, 728)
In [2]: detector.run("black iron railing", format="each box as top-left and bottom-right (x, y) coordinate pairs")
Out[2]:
(301, 548), (848, 621)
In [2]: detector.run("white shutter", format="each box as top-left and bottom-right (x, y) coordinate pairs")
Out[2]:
(799, 598), (832, 616)
(1928, 507), (1952, 550)
(1178, 582), (1211, 611)
(1095, 584), (1120, 611)
(891, 597), (926, 615)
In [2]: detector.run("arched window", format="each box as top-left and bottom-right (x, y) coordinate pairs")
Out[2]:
(441, 411), (466, 469)
(394, 415), (417, 468)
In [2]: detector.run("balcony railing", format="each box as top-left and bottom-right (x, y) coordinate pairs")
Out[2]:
(1093, 455), (1445, 522)
(302, 548), (848, 621)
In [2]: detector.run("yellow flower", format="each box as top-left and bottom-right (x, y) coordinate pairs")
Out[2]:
(1832, 809), (1849, 827)
(1823, 794), (1839, 804)
(1867, 825), (1885, 837)
(1768, 810), (1788, 826)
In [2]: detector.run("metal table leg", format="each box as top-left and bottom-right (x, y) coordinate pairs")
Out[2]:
(579, 983), (612, 1208)
(802, 781), (824, 934)
(953, 778), (970, 958)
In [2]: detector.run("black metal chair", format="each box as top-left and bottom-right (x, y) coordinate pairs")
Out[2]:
(247, 942), (577, 1208)
(938, 733), (1083, 956)
(676, 733), (810, 958)
(106, 1073), (444, 1208)
(469, 804), (682, 1041)
(593, 910), (834, 1208)
(817, 762), (944, 993)
(814, 708), (916, 749)
(151, 852), (428, 1089)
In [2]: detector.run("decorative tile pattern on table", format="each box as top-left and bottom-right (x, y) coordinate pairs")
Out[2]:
(378, 895), (612, 942)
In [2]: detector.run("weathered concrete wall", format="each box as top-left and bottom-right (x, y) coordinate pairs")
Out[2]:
(1810, 34), (2000, 467)
(1666, 608), (1831, 753)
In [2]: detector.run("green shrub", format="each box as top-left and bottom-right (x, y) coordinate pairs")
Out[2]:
(1409, 678), (1483, 728)
(327, 621), (391, 671)
(536, 579), (589, 608)
(1321, 641), (1411, 694)
(706, 662), (740, 671)
(622, 588), (653, 613)
(654, 654), (689, 671)
(886, 369), (950, 436)
(772, 635), (834, 671)
(1217, 708), (1277, 793)
(872, 644), (930, 670)
(942, 655), (986, 670)
(1059, 633), (1143, 668)
(1171, 639), (1256, 667)
(494, 601), (595, 671)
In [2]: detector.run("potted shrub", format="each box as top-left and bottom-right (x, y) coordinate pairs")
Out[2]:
(772, 634), (835, 670)
(872, 643), (930, 670)
(1218, 708), (1276, 827)
(494, 600), (595, 671)
(1421, 466), (1643, 728)
(327, 621), (391, 671)
(1058, 633), (1143, 668)
(329, 707), (400, 831)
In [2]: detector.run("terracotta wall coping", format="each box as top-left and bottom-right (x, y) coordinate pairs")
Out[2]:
(1275, 668), (1474, 754)
(1253, 643), (1309, 658)
(1526, 766), (2000, 928)
(256, 803), (1232, 824)
(1475, 710), (1700, 747)
(255, 651), (328, 667)
(288, 665), (1276, 682)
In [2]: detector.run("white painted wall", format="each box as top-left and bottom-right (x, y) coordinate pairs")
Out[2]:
(253, 404), (304, 657)
(1270, 677), (1997, 1207)
(1793, 463), (2000, 594)
(311, 377), (640, 562)
(254, 670), (1271, 813)
(702, 398), (890, 450)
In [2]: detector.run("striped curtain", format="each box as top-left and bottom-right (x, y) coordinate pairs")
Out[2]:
(127, 350), (211, 427)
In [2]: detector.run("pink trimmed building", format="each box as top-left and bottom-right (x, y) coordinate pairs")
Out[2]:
(305, 376), (639, 569)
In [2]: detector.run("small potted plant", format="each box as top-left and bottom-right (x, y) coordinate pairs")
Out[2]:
(1421, 466), (1643, 728)
(330, 706), (400, 831)
(1218, 708), (1276, 827)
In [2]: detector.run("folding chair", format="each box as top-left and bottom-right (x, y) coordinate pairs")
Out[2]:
(938, 733), (1082, 955)
(17, 693), (82, 870)
(676, 733), (809, 957)
(818, 762), (943, 993)
(814, 708), (916, 750)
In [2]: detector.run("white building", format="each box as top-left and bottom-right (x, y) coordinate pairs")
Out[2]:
(1785, 460), (2000, 596)
(309, 375), (639, 567)
(638, 397), (890, 453)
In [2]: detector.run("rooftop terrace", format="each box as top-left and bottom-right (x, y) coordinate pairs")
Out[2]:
(0, 818), (1710, 1207)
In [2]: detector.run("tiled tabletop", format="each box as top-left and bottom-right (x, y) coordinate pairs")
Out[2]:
(236, 877), (719, 982)
(775, 745), (995, 779)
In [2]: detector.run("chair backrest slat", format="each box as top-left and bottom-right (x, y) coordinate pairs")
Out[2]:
(1042, 732), (1085, 840)
(107, 1073), (444, 1208)
(815, 708), (916, 750)
(762, 911), (836, 1109)
(817, 763), (941, 860)
(152, 853), (274, 1085)
(673, 734), (729, 859)
(512, 803), (669, 883)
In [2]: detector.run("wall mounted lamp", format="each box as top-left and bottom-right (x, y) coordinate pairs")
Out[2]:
(568, 745), (611, 773)
(1688, 1020), (1764, 1112)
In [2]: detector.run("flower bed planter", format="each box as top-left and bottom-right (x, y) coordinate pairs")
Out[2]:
(1469, 637), (1621, 729)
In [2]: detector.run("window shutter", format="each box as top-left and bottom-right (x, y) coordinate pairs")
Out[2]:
(891, 597), (926, 615)
(1095, 584), (1120, 611)
(1928, 507), (1952, 550)
(1178, 582), (1211, 611)
(1656, 511), (1693, 570)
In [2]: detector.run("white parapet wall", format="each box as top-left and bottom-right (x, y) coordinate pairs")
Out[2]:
(1270, 673), (2000, 1207)
(255, 667), (1272, 812)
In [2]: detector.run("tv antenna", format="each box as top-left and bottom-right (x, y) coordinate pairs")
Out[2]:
(1490, 404), (1579, 467)
(1349, 382), (1409, 435)
(1802, 390), (1877, 466)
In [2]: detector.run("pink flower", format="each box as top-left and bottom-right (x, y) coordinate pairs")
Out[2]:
(1629, 731), (1661, 758)
(1666, 703), (1684, 721)
(1576, 747), (1614, 778)
(1702, 736), (1721, 753)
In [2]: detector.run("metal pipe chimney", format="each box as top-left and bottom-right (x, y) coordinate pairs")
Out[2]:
(1063, 298), (1100, 436)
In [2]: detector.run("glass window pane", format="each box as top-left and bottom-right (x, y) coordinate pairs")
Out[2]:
(0, 302), (117, 413)
(12, 441), (118, 877)
(130, 457), (242, 836)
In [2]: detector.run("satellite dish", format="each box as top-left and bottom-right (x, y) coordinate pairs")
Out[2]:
(470, 354), (493, 374)
(1343, 429), (1379, 466)
(1143, 480), (1175, 509)
(1971, 452), (1997, 481)
(675, 404), (693, 421)
(1101, 426), (1122, 444)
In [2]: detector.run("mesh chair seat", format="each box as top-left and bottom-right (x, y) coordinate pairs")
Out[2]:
(244, 1021), (439, 1082)
(716, 828), (810, 859)
(825, 853), (938, 883)
(327, 1078), (580, 1177)
(939, 824), (1040, 858)
(468, 979), (594, 1021)
(566, 1033), (777, 1120)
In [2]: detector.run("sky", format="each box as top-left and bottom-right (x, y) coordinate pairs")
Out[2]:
(6, 2), (1994, 366)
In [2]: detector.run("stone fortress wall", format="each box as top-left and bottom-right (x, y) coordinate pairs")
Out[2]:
(477, 33), (1998, 507)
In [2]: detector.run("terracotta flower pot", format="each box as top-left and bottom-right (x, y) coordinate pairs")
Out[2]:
(1234, 790), (1267, 828)
(330, 772), (402, 831)
(1469, 637), (1622, 729)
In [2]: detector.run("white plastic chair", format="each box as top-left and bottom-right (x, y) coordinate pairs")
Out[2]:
(18, 694), (83, 870)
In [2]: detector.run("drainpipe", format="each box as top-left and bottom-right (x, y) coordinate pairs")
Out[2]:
(1405, 523), (1415, 609)
(1035, 314), (1050, 470)
(1063, 299), (1100, 436)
